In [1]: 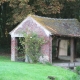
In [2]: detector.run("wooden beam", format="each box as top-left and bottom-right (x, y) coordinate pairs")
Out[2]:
(49, 36), (52, 63)
(70, 38), (75, 62)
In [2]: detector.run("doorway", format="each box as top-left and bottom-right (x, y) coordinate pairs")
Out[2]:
(52, 37), (57, 62)
(17, 37), (25, 61)
(52, 38), (71, 63)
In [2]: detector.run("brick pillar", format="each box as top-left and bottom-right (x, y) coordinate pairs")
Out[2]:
(49, 36), (52, 63)
(11, 37), (17, 61)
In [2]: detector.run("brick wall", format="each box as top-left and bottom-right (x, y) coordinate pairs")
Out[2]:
(13, 19), (52, 62)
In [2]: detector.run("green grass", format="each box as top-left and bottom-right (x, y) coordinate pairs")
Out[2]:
(0, 56), (78, 80)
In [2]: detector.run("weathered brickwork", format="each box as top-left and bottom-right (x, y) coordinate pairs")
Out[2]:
(11, 37), (17, 61)
(49, 36), (52, 63)
(11, 19), (52, 63)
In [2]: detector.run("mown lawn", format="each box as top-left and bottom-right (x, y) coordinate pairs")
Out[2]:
(0, 56), (78, 80)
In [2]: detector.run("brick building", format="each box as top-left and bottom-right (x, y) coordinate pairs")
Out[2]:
(10, 14), (80, 63)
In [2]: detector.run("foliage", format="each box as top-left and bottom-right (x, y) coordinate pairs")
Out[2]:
(73, 0), (80, 21)
(75, 75), (80, 80)
(0, 56), (78, 80)
(0, 2), (12, 38)
(75, 66), (80, 75)
(8, 0), (63, 24)
(32, 0), (63, 14)
(19, 32), (45, 63)
(0, 0), (80, 26)
(1, 0), (79, 25)
(9, 0), (32, 24)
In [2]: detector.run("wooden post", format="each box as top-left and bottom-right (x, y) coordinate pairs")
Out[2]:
(70, 38), (75, 62)
(56, 39), (60, 59)
(74, 39), (77, 58)
(11, 37), (17, 61)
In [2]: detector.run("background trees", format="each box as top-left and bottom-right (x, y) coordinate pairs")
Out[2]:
(0, 0), (80, 26)
(0, 1), (12, 49)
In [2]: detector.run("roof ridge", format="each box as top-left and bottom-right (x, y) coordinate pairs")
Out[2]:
(30, 14), (77, 21)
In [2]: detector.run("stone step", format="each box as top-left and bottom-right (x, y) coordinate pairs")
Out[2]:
(53, 62), (80, 67)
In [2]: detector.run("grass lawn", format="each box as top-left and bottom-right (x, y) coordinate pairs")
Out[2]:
(0, 56), (78, 80)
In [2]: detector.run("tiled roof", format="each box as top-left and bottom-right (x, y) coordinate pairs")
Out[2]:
(31, 15), (80, 38)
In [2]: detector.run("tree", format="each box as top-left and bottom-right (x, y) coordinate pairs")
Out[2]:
(59, 0), (75, 18)
(9, 0), (32, 24)
(5, 0), (63, 24)
(73, 0), (80, 21)
(32, 0), (63, 15)
(0, 1), (12, 49)
(1, 0), (79, 25)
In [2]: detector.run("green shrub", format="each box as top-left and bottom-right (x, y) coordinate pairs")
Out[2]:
(75, 66), (80, 75)
(19, 32), (46, 63)
(75, 75), (80, 80)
